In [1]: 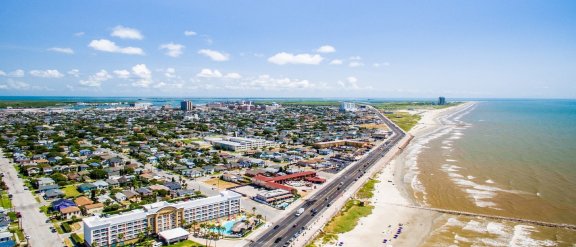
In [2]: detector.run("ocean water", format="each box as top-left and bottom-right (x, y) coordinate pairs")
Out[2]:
(406, 100), (576, 245)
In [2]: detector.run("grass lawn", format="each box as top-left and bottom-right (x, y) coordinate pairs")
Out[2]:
(0, 192), (12, 209)
(356, 179), (378, 199)
(63, 185), (81, 198)
(166, 240), (205, 247)
(384, 112), (421, 132)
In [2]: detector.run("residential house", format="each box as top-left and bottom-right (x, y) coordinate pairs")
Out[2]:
(92, 180), (109, 190)
(203, 165), (215, 174)
(60, 206), (81, 220)
(35, 177), (55, 188)
(84, 203), (104, 215)
(74, 196), (94, 207)
(222, 173), (240, 183)
(38, 184), (60, 193)
(135, 188), (153, 197)
(44, 190), (63, 201)
(163, 182), (182, 191)
(77, 183), (96, 193)
(114, 192), (127, 202)
(190, 168), (204, 178)
(42, 166), (53, 175)
(51, 198), (76, 211)
(105, 179), (119, 188)
(122, 190), (141, 203)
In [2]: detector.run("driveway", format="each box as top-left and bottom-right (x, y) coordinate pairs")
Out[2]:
(0, 149), (65, 247)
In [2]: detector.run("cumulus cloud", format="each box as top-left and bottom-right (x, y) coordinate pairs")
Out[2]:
(316, 45), (336, 53)
(0, 70), (5, 76)
(0, 79), (34, 90)
(267, 52), (323, 65)
(88, 39), (144, 55)
(48, 47), (74, 54)
(184, 31), (197, 36)
(8, 69), (25, 77)
(113, 70), (131, 79)
(29, 69), (64, 78)
(111, 25), (143, 40)
(80, 70), (112, 87)
(224, 74), (315, 91)
(74, 32), (85, 37)
(330, 59), (343, 65)
(67, 69), (80, 77)
(196, 68), (241, 79)
(131, 64), (152, 87)
(164, 68), (176, 78)
(198, 49), (230, 61)
(160, 43), (184, 57)
(373, 62), (390, 67)
(337, 76), (367, 90)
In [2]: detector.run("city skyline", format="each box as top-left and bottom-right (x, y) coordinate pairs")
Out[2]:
(1, 1), (575, 99)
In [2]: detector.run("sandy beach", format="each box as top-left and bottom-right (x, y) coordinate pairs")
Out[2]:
(330, 102), (477, 247)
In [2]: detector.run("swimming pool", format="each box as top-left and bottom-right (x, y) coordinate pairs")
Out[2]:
(210, 216), (246, 235)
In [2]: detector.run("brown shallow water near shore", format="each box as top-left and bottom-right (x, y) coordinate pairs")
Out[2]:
(405, 101), (576, 246)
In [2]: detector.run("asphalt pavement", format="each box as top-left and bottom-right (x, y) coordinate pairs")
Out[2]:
(249, 106), (406, 247)
(0, 150), (65, 247)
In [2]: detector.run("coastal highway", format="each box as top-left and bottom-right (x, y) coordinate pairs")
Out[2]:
(249, 105), (406, 247)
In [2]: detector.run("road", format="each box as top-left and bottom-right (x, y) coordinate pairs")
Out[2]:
(250, 105), (406, 247)
(0, 150), (65, 247)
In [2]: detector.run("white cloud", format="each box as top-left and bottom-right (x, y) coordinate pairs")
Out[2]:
(74, 32), (85, 37)
(113, 70), (131, 79)
(317, 45), (336, 53)
(184, 31), (197, 36)
(29, 69), (64, 78)
(0, 79), (33, 90)
(349, 61), (364, 67)
(0, 70), (5, 76)
(330, 59), (343, 65)
(48, 47), (74, 54)
(131, 64), (152, 88)
(267, 52), (323, 65)
(198, 49), (230, 61)
(164, 68), (176, 78)
(80, 70), (111, 87)
(67, 69), (80, 77)
(197, 69), (223, 78)
(111, 25), (143, 40)
(349, 56), (362, 60)
(196, 68), (241, 79)
(88, 39), (144, 55)
(338, 76), (368, 90)
(8, 69), (25, 77)
(160, 43), (185, 57)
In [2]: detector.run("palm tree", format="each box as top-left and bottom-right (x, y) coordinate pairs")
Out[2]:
(251, 206), (256, 216)
(117, 233), (125, 246)
(255, 214), (263, 225)
(192, 220), (198, 235)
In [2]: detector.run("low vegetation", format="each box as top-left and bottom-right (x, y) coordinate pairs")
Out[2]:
(166, 240), (205, 247)
(384, 112), (421, 132)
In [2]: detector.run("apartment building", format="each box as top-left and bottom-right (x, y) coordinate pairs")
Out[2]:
(83, 191), (241, 247)
(207, 136), (279, 152)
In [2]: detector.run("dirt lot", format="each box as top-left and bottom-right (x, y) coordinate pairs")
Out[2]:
(202, 178), (240, 189)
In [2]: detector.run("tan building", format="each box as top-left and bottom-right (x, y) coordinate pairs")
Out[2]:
(61, 206), (81, 220)
(85, 203), (105, 215)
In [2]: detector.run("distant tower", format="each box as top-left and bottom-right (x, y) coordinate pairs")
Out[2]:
(180, 100), (193, 111)
(339, 102), (357, 112)
(438, 97), (446, 105)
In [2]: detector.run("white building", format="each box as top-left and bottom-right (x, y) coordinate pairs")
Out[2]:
(339, 102), (357, 112)
(130, 102), (153, 109)
(206, 136), (279, 152)
(83, 191), (241, 247)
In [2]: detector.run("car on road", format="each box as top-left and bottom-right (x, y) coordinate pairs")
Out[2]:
(273, 225), (280, 230)
(274, 237), (283, 243)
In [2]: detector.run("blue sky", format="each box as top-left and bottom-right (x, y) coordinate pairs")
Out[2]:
(0, 0), (575, 98)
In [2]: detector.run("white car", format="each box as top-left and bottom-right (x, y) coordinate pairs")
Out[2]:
(25, 235), (30, 239)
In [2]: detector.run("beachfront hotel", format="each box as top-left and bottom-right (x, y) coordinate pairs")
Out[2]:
(205, 136), (279, 152)
(83, 191), (241, 247)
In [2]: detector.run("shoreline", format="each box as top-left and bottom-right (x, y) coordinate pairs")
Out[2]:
(332, 102), (477, 247)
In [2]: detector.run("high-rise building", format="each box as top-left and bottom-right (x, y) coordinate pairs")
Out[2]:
(339, 102), (357, 112)
(438, 97), (446, 105)
(180, 100), (193, 111)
